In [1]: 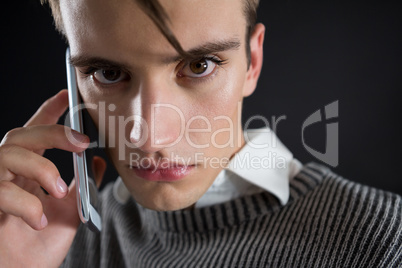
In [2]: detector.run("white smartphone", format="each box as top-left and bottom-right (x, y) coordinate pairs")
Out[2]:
(66, 48), (102, 232)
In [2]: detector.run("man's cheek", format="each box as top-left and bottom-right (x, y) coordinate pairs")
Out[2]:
(209, 116), (236, 149)
(184, 115), (212, 149)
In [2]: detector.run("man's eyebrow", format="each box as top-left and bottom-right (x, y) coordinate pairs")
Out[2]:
(166, 38), (242, 63)
(69, 56), (130, 71)
(69, 39), (241, 68)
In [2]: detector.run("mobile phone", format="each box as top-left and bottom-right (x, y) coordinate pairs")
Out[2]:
(66, 48), (102, 232)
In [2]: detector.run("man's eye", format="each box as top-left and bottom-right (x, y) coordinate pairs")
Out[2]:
(180, 59), (217, 78)
(93, 69), (128, 84)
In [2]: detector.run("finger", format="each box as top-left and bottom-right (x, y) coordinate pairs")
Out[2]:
(44, 177), (81, 229)
(1, 125), (89, 154)
(24, 89), (69, 127)
(0, 145), (69, 199)
(92, 156), (106, 188)
(0, 180), (47, 230)
(63, 178), (79, 212)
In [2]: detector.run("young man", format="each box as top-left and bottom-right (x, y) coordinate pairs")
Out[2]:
(0, 0), (401, 267)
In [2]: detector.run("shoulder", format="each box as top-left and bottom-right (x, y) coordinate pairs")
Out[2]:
(290, 162), (402, 267)
(293, 162), (402, 205)
(296, 162), (402, 209)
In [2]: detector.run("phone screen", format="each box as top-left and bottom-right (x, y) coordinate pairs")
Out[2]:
(66, 48), (102, 232)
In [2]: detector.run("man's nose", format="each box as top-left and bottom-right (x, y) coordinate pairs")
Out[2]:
(129, 80), (185, 154)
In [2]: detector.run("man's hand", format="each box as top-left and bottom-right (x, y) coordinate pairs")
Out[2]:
(0, 90), (106, 267)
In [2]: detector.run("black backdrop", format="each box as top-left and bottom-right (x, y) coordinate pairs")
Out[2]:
(1, 0), (401, 194)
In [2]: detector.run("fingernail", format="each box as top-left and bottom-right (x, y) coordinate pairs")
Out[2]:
(71, 130), (88, 144)
(41, 213), (48, 228)
(56, 176), (68, 194)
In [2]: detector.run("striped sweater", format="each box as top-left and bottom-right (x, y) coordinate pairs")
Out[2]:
(62, 163), (402, 267)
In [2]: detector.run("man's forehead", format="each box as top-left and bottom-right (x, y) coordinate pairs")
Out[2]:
(61, 0), (247, 59)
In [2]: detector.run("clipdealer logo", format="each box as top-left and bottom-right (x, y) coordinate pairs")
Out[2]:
(302, 101), (339, 167)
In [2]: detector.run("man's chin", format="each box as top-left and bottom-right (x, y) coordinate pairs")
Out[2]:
(128, 185), (201, 212)
(136, 198), (197, 212)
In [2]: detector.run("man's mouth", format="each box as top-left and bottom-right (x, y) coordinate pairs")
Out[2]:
(129, 164), (195, 182)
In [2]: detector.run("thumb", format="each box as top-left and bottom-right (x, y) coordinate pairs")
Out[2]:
(92, 156), (107, 188)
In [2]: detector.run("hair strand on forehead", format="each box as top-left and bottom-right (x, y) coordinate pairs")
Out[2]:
(136, 0), (191, 59)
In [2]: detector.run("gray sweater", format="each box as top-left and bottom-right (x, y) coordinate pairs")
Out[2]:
(62, 163), (402, 267)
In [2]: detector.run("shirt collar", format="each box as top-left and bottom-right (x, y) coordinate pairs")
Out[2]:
(228, 128), (296, 205)
(196, 128), (299, 207)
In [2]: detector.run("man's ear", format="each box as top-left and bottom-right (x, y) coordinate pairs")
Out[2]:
(243, 23), (265, 97)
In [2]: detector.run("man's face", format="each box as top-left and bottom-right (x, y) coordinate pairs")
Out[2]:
(60, 0), (261, 210)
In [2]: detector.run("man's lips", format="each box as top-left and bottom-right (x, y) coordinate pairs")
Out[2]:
(129, 165), (195, 182)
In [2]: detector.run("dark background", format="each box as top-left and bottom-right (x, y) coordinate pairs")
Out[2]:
(1, 0), (401, 194)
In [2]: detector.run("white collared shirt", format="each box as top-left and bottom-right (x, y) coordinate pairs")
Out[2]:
(195, 128), (301, 207)
(113, 128), (302, 207)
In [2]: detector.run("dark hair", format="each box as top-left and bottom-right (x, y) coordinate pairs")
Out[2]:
(41, 0), (259, 66)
